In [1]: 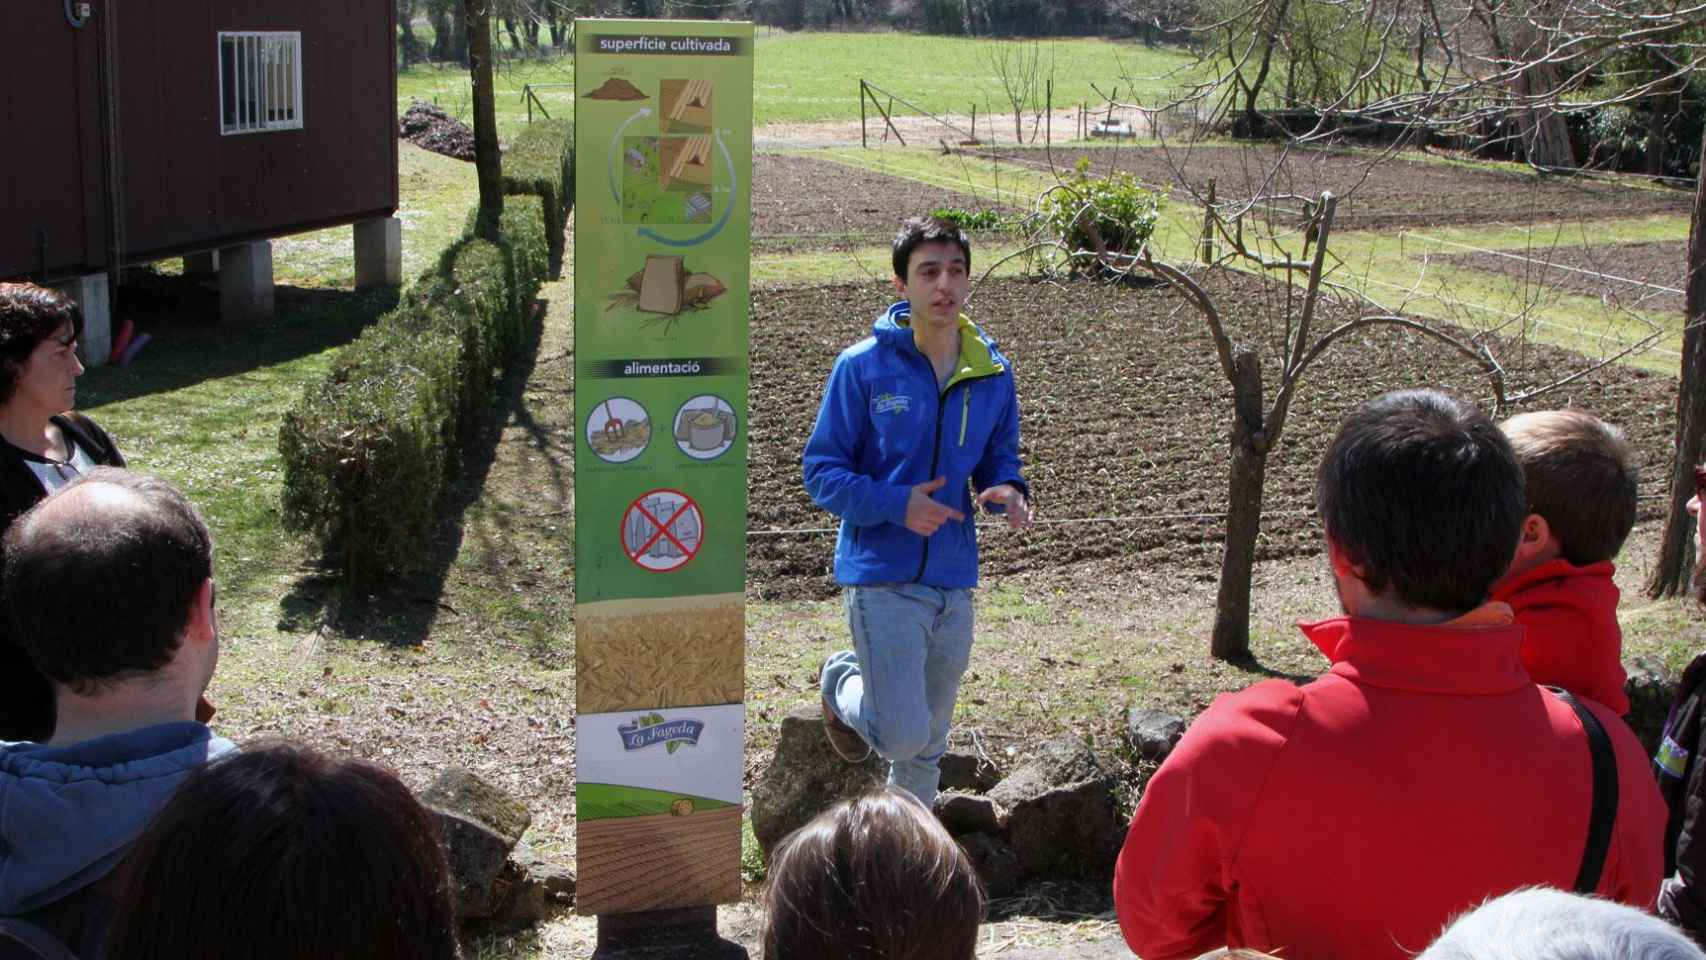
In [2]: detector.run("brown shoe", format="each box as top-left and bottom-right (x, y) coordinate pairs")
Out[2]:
(821, 696), (871, 763)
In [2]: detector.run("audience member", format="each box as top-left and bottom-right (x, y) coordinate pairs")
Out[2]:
(763, 785), (982, 959)
(0, 469), (232, 957)
(1419, 887), (1705, 960)
(104, 743), (461, 960)
(1113, 389), (1666, 960)
(1654, 466), (1706, 945)
(0, 283), (125, 742)
(1489, 409), (1637, 713)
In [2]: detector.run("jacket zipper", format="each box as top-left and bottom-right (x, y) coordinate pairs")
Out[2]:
(914, 372), (1000, 582)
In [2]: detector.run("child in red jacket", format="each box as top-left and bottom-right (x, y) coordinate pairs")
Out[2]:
(1489, 409), (1637, 714)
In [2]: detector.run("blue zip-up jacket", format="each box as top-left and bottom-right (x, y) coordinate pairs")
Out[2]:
(0, 722), (239, 915)
(803, 301), (1028, 588)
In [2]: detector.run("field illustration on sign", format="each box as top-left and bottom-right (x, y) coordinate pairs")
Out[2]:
(622, 136), (712, 225)
(621, 489), (702, 572)
(586, 397), (650, 464)
(673, 395), (736, 460)
(575, 701), (744, 914)
(605, 255), (727, 332)
(585, 76), (648, 101)
(660, 79), (712, 134)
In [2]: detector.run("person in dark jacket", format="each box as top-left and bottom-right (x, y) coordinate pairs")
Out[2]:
(0, 282), (124, 743)
(1655, 466), (1706, 944)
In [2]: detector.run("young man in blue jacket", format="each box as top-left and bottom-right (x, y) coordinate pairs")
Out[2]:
(802, 216), (1030, 806)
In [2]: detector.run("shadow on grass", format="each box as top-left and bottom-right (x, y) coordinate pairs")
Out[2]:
(275, 287), (560, 652)
(77, 276), (396, 410)
(1222, 650), (1315, 685)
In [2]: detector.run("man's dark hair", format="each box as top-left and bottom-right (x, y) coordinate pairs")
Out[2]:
(4, 468), (212, 694)
(107, 743), (461, 960)
(1316, 389), (1525, 612)
(763, 786), (982, 960)
(892, 216), (972, 281)
(1501, 410), (1638, 565)
(0, 282), (83, 406)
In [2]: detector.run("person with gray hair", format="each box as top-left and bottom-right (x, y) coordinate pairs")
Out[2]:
(1420, 887), (1705, 960)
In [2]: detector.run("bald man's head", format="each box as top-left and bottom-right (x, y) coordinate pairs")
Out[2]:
(6, 468), (212, 693)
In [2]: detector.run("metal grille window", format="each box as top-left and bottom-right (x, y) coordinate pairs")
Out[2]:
(218, 32), (302, 135)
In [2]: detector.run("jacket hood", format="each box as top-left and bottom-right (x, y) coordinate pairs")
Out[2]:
(874, 302), (1007, 385)
(0, 721), (238, 913)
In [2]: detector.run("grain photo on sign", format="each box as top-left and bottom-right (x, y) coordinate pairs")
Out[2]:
(577, 594), (744, 714)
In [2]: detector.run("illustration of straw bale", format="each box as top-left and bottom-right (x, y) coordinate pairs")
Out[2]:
(658, 136), (712, 190)
(638, 255), (687, 314)
(660, 79), (712, 132)
(576, 595), (744, 714)
(607, 263), (726, 319)
(586, 77), (648, 101)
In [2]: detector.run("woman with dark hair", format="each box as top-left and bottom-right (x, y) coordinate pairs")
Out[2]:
(0, 282), (124, 743)
(762, 786), (983, 960)
(106, 743), (462, 960)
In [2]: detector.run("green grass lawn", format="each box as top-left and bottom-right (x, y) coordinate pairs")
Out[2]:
(399, 31), (1202, 140)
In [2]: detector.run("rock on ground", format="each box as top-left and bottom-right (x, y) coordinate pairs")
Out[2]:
(750, 703), (883, 856)
(987, 738), (1126, 881)
(421, 766), (534, 918)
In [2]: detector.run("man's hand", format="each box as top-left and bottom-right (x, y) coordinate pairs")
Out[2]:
(976, 483), (1032, 529)
(905, 476), (966, 537)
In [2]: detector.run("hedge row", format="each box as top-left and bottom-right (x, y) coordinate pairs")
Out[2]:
(278, 195), (549, 589)
(502, 120), (574, 272)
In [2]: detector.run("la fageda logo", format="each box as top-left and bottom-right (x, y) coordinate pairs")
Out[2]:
(617, 712), (706, 754)
(873, 392), (911, 415)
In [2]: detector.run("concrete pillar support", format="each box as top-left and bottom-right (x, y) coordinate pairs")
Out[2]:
(354, 216), (403, 288)
(54, 273), (112, 368)
(183, 250), (220, 277)
(219, 240), (273, 324)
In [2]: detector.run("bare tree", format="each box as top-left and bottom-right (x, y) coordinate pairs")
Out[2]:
(983, 40), (1053, 143)
(1149, 0), (1706, 608)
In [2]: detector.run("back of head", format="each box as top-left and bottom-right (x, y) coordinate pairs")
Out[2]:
(0, 283), (82, 407)
(1501, 410), (1637, 565)
(1419, 887), (1705, 960)
(762, 786), (983, 960)
(3, 468), (211, 694)
(107, 743), (461, 960)
(1316, 389), (1525, 611)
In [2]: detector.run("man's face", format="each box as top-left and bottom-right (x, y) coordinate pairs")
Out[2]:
(893, 240), (969, 332)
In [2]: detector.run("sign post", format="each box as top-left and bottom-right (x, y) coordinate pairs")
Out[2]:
(572, 18), (754, 921)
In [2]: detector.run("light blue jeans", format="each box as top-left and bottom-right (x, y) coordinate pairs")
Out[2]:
(820, 582), (974, 807)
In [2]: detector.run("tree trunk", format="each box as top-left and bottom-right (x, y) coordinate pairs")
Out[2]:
(466, 0), (504, 240)
(1512, 23), (1573, 168)
(1242, 0), (1290, 136)
(1646, 122), (1706, 598)
(449, 4), (470, 65)
(1212, 349), (1267, 660)
(429, 1), (453, 60)
(1646, 96), (1669, 176)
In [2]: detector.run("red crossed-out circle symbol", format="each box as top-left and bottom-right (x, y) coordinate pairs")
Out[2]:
(619, 488), (704, 572)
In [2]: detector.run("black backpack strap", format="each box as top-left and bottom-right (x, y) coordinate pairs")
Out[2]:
(1551, 686), (1620, 894)
(0, 918), (79, 960)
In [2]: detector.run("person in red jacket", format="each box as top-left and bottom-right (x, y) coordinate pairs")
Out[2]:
(1113, 389), (1666, 960)
(1489, 409), (1637, 714)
